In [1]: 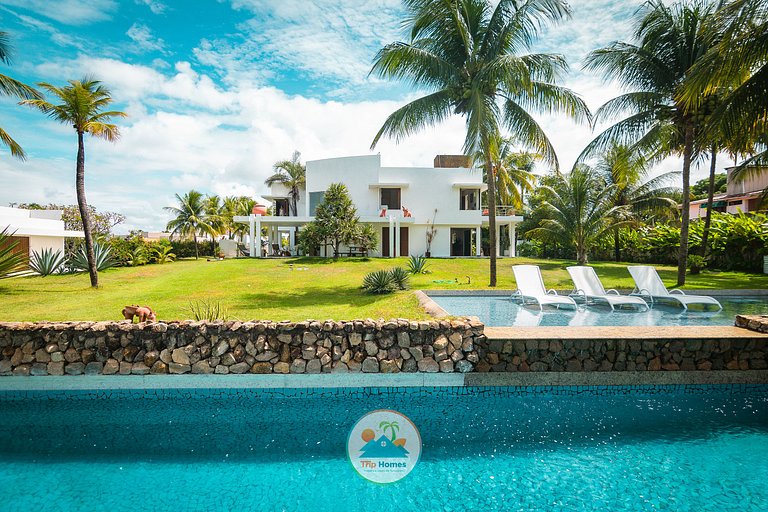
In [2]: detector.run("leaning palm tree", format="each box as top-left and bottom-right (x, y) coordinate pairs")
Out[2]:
(165, 190), (211, 259)
(581, 0), (726, 285)
(529, 166), (629, 265)
(593, 143), (679, 261)
(370, 0), (589, 286)
(22, 78), (125, 287)
(265, 151), (306, 216)
(0, 31), (42, 159)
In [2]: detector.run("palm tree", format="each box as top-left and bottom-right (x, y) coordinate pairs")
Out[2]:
(221, 196), (241, 238)
(370, 0), (590, 286)
(0, 31), (41, 159)
(485, 135), (537, 210)
(265, 151), (306, 216)
(528, 166), (628, 265)
(582, 0), (725, 285)
(593, 143), (679, 261)
(165, 190), (211, 259)
(379, 420), (400, 441)
(0, 227), (27, 277)
(203, 194), (224, 253)
(22, 78), (126, 287)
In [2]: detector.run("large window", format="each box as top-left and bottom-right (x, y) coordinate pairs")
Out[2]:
(274, 198), (290, 216)
(459, 188), (479, 210)
(309, 191), (325, 216)
(380, 188), (401, 209)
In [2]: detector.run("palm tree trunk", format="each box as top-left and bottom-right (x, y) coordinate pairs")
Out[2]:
(677, 121), (694, 286)
(614, 229), (620, 262)
(485, 154), (497, 287)
(701, 146), (717, 257)
(290, 187), (298, 217)
(75, 131), (98, 288)
(193, 232), (199, 260)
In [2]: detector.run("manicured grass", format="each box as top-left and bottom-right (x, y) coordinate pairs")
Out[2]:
(1, 257), (766, 322)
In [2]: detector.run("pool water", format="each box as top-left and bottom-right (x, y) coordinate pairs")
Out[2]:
(430, 295), (768, 327)
(1, 385), (768, 511)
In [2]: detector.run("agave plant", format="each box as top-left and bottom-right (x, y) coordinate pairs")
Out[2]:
(389, 267), (410, 290)
(153, 244), (176, 264)
(406, 255), (429, 275)
(69, 242), (116, 273)
(0, 227), (27, 278)
(29, 248), (66, 276)
(362, 269), (397, 294)
(188, 299), (228, 321)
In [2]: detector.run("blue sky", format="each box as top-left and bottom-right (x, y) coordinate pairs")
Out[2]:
(0, 0), (700, 232)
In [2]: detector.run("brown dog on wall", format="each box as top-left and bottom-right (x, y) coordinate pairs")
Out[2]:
(122, 305), (157, 323)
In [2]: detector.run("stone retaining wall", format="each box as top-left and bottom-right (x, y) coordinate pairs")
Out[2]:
(0, 319), (484, 377)
(737, 314), (768, 334)
(474, 337), (768, 372)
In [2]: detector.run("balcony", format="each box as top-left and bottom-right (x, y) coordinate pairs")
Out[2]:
(482, 205), (517, 216)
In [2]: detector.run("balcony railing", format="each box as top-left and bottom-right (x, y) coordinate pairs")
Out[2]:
(482, 205), (517, 216)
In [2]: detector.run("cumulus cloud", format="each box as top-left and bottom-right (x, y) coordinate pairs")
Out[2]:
(126, 23), (166, 53)
(135, 0), (168, 15)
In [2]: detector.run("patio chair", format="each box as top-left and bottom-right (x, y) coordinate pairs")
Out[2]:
(567, 266), (649, 311)
(511, 265), (577, 310)
(627, 265), (722, 310)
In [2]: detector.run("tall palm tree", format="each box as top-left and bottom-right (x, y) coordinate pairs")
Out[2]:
(221, 196), (241, 239)
(529, 166), (628, 265)
(582, 0), (725, 285)
(165, 190), (211, 259)
(486, 136), (537, 210)
(203, 194), (224, 253)
(265, 151), (306, 216)
(370, 0), (589, 286)
(22, 78), (125, 287)
(0, 31), (42, 159)
(593, 143), (679, 261)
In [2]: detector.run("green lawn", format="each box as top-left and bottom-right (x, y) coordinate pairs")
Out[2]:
(1, 257), (766, 322)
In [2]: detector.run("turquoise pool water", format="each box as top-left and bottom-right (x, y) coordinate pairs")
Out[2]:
(430, 295), (768, 327)
(1, 385), (768, 511)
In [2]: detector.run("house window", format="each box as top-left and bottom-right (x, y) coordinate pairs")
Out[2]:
(380, 188), (401, 209)
(459, 188), (479, 210)
(274, 199), (290, 216)
(728, 200), (742, 206)
(309, 191), (325, 216)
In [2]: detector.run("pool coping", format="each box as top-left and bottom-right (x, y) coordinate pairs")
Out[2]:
(423, 288), (768, 297)
(1, 371), (767, 391)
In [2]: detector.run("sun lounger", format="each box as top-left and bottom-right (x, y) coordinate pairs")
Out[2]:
(627, 265), (722, 310)
(567, 266), (648, 311)
(511, 265), (577, 310)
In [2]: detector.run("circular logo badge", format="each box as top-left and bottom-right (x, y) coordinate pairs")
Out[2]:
(347, 409), (421, 484)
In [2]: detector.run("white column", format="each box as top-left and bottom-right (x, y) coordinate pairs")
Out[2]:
(389, 216), (395, 258)
(289, 227), (296, 254)
(475, 226), (482, 256)
(394, 217), (401, 257)
(510, 223), (516, 257)
(495, 223), (501, 258)
(248, 214), (255, 257)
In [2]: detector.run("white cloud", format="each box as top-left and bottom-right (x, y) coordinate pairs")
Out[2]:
(126, 23), (166, 53)
(135, 0), (167, 15)
(0, 0), (117, 25)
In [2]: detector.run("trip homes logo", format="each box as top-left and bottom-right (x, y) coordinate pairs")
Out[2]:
(347, 409), (422, 484)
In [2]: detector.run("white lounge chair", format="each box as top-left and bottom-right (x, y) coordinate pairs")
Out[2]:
(627, 265), (722, 311)
(567, 266), (649, 311)
(511, 265), (577, 310)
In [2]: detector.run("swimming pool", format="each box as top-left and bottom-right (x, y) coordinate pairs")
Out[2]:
(1, 383), (767, 511)
(430, 294), (768, 327)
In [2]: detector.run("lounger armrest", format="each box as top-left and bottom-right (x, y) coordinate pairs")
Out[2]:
(669, 289), (686, 295)
(546, 289), (558, 295)
(605, 289), (620, 295)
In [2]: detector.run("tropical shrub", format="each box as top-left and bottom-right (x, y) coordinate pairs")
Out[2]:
(126, 245), (148, 267)
(153, 244), (176, 264)
(389, 267), (410, 290)
(407, 255), (429, 274)
(29, 248), (66, 276)
(687, 255), (705, 275)
(170, 239), (215, 259)
(0, 227), (27, 278)
(188, 299), (228, 321)
(362, 269), (397, 294)
(69, 243), (116, 273)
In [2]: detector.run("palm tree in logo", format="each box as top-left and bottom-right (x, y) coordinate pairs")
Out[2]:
(379, 421), (400, 441)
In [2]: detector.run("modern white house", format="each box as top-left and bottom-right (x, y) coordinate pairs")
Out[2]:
(0, 206), (83, 263)
(235, 154), (524, 258)
(689, 165), (767, 219)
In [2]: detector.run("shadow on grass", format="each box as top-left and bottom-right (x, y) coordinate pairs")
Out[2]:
(283, 257), (373, 265)
(231, 284), (395, 310)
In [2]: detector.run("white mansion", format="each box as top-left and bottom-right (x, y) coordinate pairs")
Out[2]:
(235, 154), (523, 258)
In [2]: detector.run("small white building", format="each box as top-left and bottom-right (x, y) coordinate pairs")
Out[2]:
(0, 206), (84, 262)
(235, 154), (523, 258)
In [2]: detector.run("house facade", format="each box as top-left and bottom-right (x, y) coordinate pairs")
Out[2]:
(689, 165), (767, 219)
(235, 154), (523, 258)
(0, 206), (83, 263)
